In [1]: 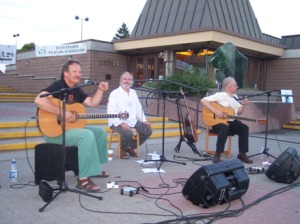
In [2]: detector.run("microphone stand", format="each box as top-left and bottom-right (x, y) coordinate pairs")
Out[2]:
(38, 83), (103, 212)
(245, 90), (278, 159)
(144, 91), (186, 170)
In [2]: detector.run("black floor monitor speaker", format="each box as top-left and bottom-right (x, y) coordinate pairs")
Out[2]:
(266, 147), (300, 184)
(35, 143), (79, 184)
(182, 159), (249, 208)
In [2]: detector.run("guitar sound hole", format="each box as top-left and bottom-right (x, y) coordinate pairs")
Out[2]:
(57, 115), (61, 125)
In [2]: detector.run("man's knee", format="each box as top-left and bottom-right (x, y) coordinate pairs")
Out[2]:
(241, 123), (249, 133)
(97, 127), (106, 136)
(80, 129), (95, 139)
(122, 130), (133, 139)
(146, 128), (152, 138)
(219, 126), (229, 135)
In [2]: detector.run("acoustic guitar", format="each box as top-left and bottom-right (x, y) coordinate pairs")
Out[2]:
(180, 88), (198, 143)
(202, 102), (267, 126)
(37, 98), (129, 137)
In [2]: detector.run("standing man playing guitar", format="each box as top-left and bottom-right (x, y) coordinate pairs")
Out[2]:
(201, 77), (253, 164)
(34, 59), (109, 192)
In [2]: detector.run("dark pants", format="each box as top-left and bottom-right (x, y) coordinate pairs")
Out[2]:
(212, 120), (249, 154)
(110, 121), (152, 150)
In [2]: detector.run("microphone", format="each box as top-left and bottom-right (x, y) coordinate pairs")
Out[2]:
(84, 79), (99, 85)
(232, 94), (241, 101)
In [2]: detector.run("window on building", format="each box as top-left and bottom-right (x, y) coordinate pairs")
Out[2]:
(147, 57), (154, 79)
(175, 49), (214, 75)
(136, 57), (144, 86)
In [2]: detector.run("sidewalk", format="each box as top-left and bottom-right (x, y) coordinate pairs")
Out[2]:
(0, 103), (300, 224)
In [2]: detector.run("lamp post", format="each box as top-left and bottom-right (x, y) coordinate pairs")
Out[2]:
(13, 33), (20, 49)
(75, 16), (89, 41)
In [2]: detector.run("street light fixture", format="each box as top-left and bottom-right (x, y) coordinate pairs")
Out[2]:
(75, 16), (89, 41)
(13, 33), (20, 48)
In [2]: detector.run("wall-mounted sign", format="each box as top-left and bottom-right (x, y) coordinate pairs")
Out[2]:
(36, 43), (87, 57)
(0, 45), (16, 65)
(99, 59), (119, 67)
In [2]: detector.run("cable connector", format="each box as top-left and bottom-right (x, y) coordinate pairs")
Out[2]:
(106, 181), (119, 189)
(262, 161), (272, 166)
(249, 166), (265, 173)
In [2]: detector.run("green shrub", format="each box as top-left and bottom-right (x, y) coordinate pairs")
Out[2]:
(143, 68), (216, 95)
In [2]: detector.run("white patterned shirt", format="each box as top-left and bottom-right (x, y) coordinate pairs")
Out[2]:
(107, 86), (147, 127)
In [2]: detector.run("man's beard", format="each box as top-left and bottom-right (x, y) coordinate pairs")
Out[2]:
(122, 82), (132, 88)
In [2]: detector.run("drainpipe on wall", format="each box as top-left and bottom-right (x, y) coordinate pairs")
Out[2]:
(264, 59), (267, 90)
(164, 49), (174, 77)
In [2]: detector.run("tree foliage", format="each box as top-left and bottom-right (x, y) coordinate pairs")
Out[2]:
(19, 42), (35, 53)
(113, 23), (130, 40)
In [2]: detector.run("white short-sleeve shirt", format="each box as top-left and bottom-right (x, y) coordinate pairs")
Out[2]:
(203, 92), (241, 115)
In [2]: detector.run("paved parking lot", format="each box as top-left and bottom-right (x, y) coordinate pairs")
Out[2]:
(0, 103), (300, 224)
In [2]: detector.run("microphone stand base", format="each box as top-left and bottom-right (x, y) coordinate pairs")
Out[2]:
(144, 155), (186, 171)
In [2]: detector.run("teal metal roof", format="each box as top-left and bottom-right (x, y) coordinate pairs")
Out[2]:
(131, 0), (280, 45)
(281, 35), (300, 49)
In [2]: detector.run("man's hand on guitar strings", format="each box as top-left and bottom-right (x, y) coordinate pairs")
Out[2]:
(65, 111), (76, 123)
(214, 110), (224, 119)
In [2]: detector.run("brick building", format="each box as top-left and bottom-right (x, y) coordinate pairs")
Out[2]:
(2, 0), (300, 109)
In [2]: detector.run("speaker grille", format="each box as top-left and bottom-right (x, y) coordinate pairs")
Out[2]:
(182, 159), (249, 208)
(266, 147), (300, 184)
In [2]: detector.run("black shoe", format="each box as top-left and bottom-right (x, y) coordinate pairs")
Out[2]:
(237, 153), (253, 164)
(212, 153), (223, 163)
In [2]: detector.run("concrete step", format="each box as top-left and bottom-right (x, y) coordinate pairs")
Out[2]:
(0, 86), (16, 93)
(0, 123), (181, 139)
(0, 99), (35, 102)
(0, 93), (36, 97)
(282, 124), (300, 130)
(0, 129), (201, 151)
(0, 117), (201, 151)
(282, 118), (300, 130)
(0, 92), (36, 102)
(0, 117), (168, 129)
(290, 120), (300, 125)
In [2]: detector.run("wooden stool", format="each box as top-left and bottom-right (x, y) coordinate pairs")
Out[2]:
(205, 126), (232, 158)
(108, 128), (140, 158)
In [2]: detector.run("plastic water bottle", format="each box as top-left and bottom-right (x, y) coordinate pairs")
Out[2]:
(9, 159), (18, 182)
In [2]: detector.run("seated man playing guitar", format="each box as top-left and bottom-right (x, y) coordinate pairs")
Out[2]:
(201, 77), (253, 164)
(34, 59), (109, 192)
(107, 71), (152, 159)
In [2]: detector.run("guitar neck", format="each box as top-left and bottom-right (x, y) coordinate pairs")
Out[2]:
(227, 115), (257, 123)
(77, 113), (119, 119)
(202, 102), (267, 126)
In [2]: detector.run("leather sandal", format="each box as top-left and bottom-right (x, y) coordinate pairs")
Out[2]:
(126, 147), (138, 157)
(120, 150), (129, 159)
(76, 178), (100, 192)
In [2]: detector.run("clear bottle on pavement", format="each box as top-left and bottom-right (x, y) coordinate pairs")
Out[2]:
(9, 159), (18, 182)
